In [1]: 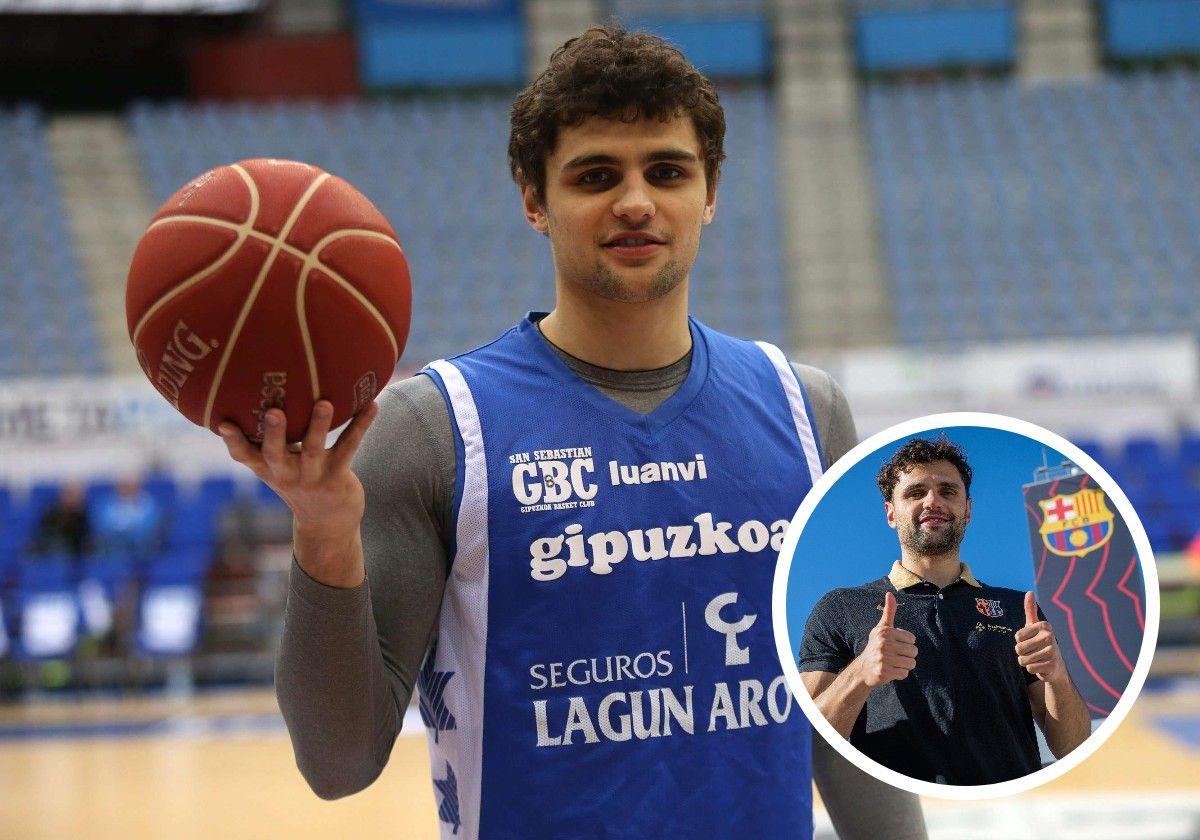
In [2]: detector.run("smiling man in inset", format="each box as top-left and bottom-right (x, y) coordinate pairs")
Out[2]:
(799, 435), (1092, 785)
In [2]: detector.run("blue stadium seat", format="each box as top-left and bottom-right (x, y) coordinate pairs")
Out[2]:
(131, 546), (210, 657)
(197, 475), (238, 512)
(27, 481), (61, 517)
(1180, 432), (1200, 468)
(11, 556), (80, 660)
(165, 502), (220, 551)
(79, 551), (134, 637)
(1123, 437), (1166, 469)
(135, 579), (204, 658)
(142, 475), (179, 511)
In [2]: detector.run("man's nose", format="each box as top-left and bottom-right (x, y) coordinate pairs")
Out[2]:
(613, 177), (654, 222)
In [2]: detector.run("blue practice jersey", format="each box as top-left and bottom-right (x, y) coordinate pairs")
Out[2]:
(419, 315), (825, 838)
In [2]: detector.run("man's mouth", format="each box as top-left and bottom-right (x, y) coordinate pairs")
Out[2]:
(601, 233), (666, 260)
(603, 233), (666, 248)
(918, 513), (951, 527)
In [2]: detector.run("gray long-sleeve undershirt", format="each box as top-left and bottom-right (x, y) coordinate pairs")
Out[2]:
(275, 339), (927, 839)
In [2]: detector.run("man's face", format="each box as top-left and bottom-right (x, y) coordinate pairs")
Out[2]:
(521, 115), (717, 304)
(885, 459), (972, 557)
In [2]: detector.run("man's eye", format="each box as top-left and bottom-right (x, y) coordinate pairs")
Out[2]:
(652, 165), (683, 180)
(579, 169), (612, 185)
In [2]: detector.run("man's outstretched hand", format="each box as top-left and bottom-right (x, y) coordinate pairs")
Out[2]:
(218, 399), (379, 587)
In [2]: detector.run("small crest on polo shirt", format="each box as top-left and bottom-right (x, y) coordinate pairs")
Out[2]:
(975, 598), (1004, 618)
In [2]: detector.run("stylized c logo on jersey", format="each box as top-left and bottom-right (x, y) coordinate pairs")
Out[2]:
(705, 592), (757, 666)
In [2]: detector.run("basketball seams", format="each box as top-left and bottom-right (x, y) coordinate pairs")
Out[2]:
(295, 264), (321, 402)
(298, 228), (403, 354)
(130, 165), (261, 347)
(200, 170), (331, 429)
(146, 216), (404, 365)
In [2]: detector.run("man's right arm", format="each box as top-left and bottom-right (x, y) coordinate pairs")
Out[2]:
(801, 591), (917, 739)
(225, 378), (454, 800)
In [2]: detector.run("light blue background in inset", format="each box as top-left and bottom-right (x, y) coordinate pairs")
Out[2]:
(784, 425), (1070, 653)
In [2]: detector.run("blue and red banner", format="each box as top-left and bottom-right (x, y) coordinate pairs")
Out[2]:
(1023, 471), (1146, 718)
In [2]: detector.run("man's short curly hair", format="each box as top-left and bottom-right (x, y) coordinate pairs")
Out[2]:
(876, 435), (973, 502)
(508, 25), (726, 205)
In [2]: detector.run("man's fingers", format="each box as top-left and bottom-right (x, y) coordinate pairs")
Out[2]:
(1017, 641), (1056, 664)
(218, 422), (267, 476)
(1013, 623), (1040, 644)
(1015, 632), (1052, 656)
(260, 408), (289, 470)
(1018, 652), (1056, 669)
(298, 401), (335, 480)
(886, 641), (919, 659)
(328, 400), (379, 472)
(878, 591), (897, 627)
(884, 654), (917, 671)
(1024, 591), (1039, 627)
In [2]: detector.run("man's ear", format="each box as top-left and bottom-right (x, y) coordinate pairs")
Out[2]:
(702, 180), (717, 225)
(884, 500), (897, 530)
(521, 182), (549, 235)
(963, 497), (972, 526)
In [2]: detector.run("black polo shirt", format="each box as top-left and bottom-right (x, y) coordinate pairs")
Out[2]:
(799, 561), (1042, 785)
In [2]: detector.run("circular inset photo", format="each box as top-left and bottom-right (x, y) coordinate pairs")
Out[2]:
(772, 412), (1159, 799)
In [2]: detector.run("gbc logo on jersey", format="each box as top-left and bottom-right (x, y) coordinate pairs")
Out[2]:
(509, 447), (598, 513)
(508, 445), (712, 514)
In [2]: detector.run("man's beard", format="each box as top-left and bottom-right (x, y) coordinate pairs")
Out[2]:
(580, 259), (685, 303)
(899, 514), (966, 557)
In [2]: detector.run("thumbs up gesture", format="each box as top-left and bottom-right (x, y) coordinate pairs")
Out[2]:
(857, 592), (919, 688)
(1014, 591), (1065, 683)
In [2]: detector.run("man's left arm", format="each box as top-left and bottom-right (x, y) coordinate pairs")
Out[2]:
(1018, 592), (1091, 759)
(793, 363), (927, 840)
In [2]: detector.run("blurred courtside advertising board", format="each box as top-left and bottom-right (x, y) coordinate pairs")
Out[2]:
(0, 367), (419, 483)
(772, 412), (1160, 799)
(821, 335), (1198, 440)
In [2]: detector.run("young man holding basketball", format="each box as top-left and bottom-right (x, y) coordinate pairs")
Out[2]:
(221, 26), (926, 838)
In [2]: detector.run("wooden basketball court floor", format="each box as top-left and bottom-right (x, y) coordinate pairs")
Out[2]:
(1, 684), (1197, 840)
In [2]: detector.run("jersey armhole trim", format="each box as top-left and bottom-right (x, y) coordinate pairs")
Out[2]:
(753, 341), (826, 480)
(420, 366), (466, 564)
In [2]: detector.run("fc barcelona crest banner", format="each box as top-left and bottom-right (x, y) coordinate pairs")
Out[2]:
(1038, 488), (1114, 557)
(1023, 471), (1146, 718)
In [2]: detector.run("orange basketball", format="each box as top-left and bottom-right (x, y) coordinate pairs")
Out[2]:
(126, 158), (411, 443)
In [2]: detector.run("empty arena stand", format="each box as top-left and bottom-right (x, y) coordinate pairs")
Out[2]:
(864, 70), (1200, 345)
(0, 106), (105, 379)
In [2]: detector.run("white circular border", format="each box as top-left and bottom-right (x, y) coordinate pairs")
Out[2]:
(771, 411), (1161, 799)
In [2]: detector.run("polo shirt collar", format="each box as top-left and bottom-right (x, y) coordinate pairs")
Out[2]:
(888, 560), (982, 590)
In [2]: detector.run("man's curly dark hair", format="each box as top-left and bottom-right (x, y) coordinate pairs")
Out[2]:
(508, 25), (726, 205)
(876, 434), (973, 502)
